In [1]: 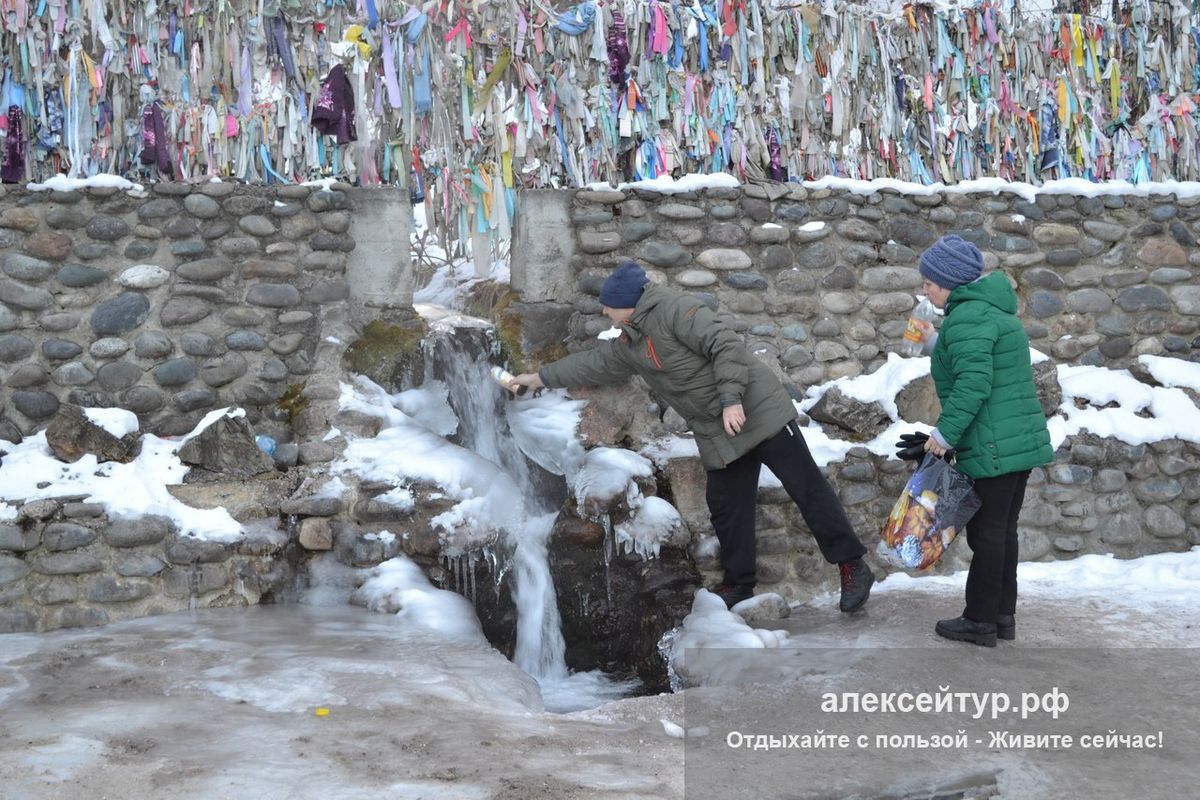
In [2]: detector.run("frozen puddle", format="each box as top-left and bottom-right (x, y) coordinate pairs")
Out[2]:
(0, 605), (682, 800)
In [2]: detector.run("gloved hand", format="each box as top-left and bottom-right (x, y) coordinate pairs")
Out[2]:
(894, 431), (928, 461)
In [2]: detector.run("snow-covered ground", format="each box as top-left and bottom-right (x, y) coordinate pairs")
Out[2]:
(2, 548), (1197, 799)
(668, 547), (1200, 686)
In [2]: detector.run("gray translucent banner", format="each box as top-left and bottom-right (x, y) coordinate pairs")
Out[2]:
(682, 648), (1198, 799)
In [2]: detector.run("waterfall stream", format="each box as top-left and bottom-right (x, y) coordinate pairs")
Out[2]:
(423, 323), (636, 711)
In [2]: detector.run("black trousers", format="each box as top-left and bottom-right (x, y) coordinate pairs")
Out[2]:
(963, 470), (1031, 624)
(706, 422), (867, 587)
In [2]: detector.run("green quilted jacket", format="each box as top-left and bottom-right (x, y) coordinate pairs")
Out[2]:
(931, 272), (1055, 479)
(538, 283), (797, 471)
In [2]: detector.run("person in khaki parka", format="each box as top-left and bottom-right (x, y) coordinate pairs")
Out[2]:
(511, 261), (874, 612)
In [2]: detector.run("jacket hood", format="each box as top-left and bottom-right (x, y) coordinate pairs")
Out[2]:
(632, 282), (669, 317)
(622, 282), (670, 337)
(945, 271), (1017, 315)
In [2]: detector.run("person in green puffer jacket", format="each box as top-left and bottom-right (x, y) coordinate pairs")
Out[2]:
(509, 261), (875, 613)
(917, 235), (1054, 648)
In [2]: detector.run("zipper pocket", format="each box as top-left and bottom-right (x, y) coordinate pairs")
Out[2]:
(645, 337), (663, 369)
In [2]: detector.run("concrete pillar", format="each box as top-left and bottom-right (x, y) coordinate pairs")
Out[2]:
(344, 187), (413, 321)
(511, 190), (576, 303)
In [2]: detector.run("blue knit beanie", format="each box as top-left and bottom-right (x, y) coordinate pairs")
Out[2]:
(919, 235), (984, 289)
(599, 260), (649, 308)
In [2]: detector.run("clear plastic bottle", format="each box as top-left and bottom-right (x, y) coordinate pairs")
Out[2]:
(901, 297), (937, 356)
(491, 366), (528, 396)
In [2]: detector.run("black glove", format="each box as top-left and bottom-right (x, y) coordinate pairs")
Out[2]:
(894, 431), (928, 461)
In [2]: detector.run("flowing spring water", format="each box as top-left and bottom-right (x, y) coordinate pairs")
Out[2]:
(423, 327), (634, 709)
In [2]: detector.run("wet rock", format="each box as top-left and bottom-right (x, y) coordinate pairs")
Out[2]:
(162, 564), (230, 597)
(299, 518), (334, 550)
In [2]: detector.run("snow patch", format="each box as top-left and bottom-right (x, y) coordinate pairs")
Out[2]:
(1138, 355), (1200, 393)
(585, 172), (741, 194)
(27, 173), (142, 192)
(83, 408), (139, 438)
(0, 415), (243, 541)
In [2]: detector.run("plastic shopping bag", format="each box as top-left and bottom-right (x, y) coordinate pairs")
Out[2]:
(878, 454), (981, 571)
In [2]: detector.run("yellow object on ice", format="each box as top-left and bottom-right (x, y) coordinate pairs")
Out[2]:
(315, 707), (330, 717)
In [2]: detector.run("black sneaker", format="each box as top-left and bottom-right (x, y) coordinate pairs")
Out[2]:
(935, 616), (998, 647)
(997, 614), (1016, 641)
(711, 583), (754, 609)
(838, 558), (874, 612)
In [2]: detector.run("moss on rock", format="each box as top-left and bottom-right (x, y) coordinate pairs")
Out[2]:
(345, 319), (428, 391)
(276, 382), (309, 426)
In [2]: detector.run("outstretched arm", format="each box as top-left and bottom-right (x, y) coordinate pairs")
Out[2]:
(527, 341), (635, 391)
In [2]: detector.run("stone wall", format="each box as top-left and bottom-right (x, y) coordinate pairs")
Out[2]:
(0, 183), (413, 633)
(0, 183), (411, 450)
(0, 505), (296, 634)
(510, 184), (1200, 599)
